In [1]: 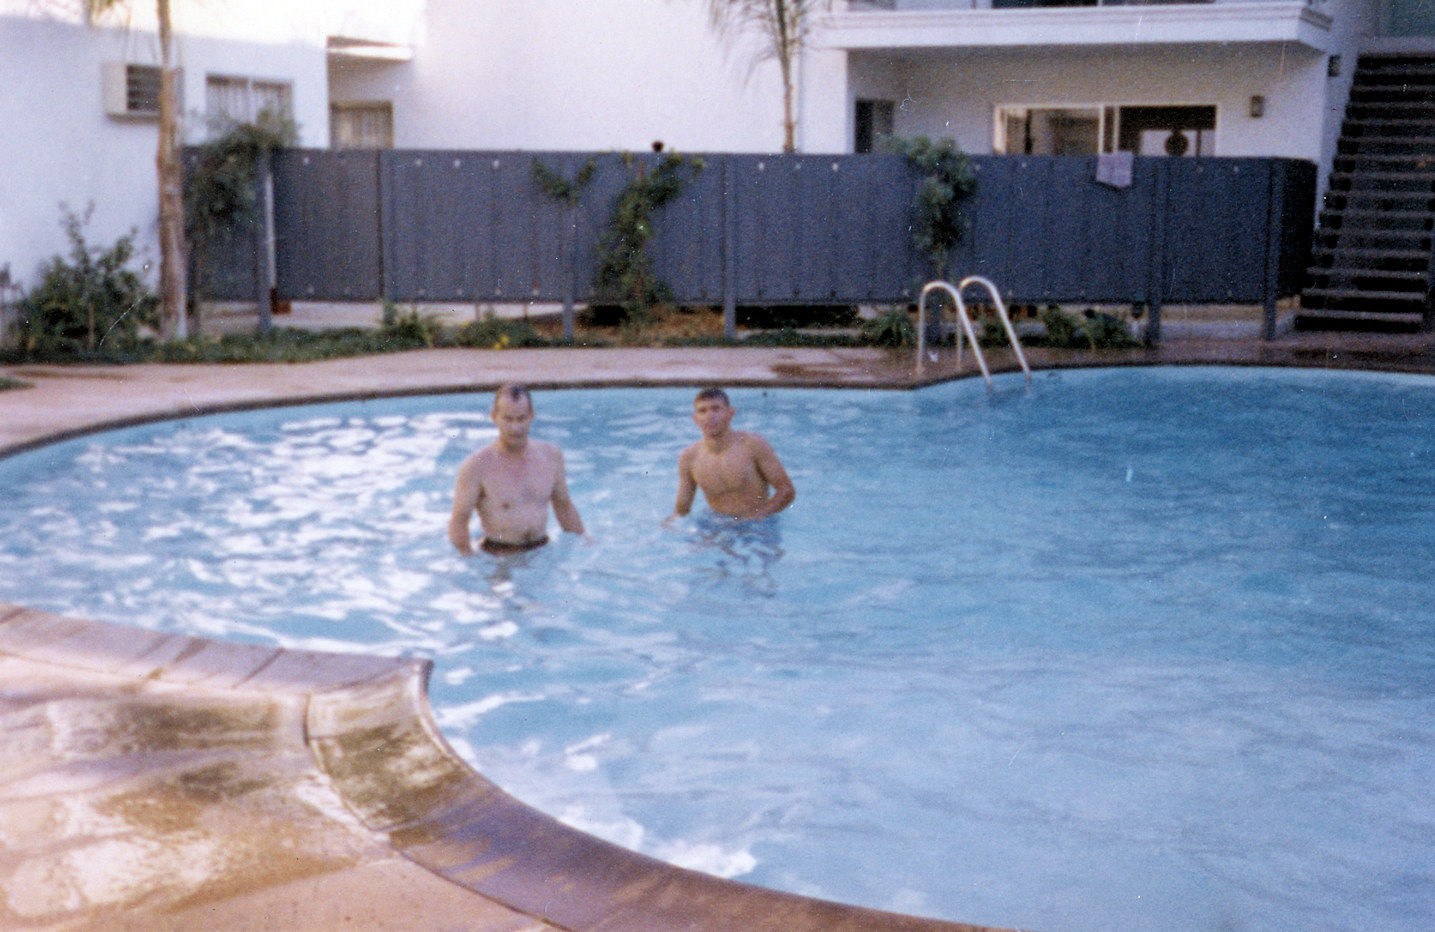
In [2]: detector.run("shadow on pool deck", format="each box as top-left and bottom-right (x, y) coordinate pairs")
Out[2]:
(3, 332), (1435, 931)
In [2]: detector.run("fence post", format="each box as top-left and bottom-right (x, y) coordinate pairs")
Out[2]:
(1262, 160), (1285, 341)
(256, 157), (275, 334)
(562, 197), (577, 343)
(722, 156), (737, 340)
(1145, 160), (1168, 346)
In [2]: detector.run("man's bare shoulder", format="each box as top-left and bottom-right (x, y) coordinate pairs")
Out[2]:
(736, 431), (777, 456)
(462, 445), (500, 473)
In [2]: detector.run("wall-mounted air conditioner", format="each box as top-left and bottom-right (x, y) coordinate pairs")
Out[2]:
(103, 62), (164, 119)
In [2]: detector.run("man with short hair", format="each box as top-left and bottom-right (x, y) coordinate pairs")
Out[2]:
(449, 384), (585, 555)
(668, 387), (795, 523)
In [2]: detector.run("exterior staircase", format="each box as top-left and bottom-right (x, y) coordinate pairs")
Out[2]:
(1299, 52), (1435, 331)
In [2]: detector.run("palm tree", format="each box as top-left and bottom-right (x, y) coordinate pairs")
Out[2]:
(86, 0), (188, 339)
(701, 0), (833, 154)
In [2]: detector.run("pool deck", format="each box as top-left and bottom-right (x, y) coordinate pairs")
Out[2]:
(4, 329), (1435, 932)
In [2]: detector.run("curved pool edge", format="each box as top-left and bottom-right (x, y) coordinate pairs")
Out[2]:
(0, 601), (1009, 932)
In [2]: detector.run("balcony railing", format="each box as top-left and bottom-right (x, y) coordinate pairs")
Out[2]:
(850, 0), (1295, 9)
(831, 0), (1333, 51)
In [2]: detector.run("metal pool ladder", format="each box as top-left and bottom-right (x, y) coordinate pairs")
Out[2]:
(916, 276), (1031, 389)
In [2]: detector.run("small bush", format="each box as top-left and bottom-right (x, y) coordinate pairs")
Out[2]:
(743, 327), (861, 348)
(1083, 309), (1141, 349)
(149, 328), (406, 363)
(1039, 305), (1083, 348)
(861, 308), (916, 348)
(1038, 305), (1140, 349)
(451, 316), (549, 349)
(738, 305), (858, 330)
(380, 303), (440, 348)
(10, 206), (159, 359)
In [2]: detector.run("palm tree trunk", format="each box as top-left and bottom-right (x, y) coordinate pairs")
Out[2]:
(156, 0), (188, 338)
(774, 0), (796, 153)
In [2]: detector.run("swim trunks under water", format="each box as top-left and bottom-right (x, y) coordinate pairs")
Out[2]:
(480, 536), (549, 555)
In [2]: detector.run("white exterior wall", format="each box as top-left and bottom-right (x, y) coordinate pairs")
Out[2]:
(331, 0), (793, 154)
(0, 3), (359, 293)
(845, 44), (1330, 159)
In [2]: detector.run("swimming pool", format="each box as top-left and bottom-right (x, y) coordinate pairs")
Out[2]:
(0, 367), (1431, 931)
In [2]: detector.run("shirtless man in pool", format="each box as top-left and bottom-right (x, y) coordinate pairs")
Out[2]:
(449, 384), (585, 555)
(667, 387), (795, 523)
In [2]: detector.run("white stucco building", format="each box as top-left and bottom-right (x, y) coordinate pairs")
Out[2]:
(2, 0), (1432, 296)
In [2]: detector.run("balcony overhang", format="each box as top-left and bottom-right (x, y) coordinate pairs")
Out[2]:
(822, 3), (1333, 54)
(327, 36), (414, 63)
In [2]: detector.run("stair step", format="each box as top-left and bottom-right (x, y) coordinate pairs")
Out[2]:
(1355, 58), (1435, 74)
(1338, 135), (1435, 148)
(1352, 73), (1435, 87)
(1301, 287), (1430, 307)
(1293, 308), (1429, 332)
(1320, 207), (1435, 222)
(1323, 193), (1435, 210)
(1334, 154), (1435, 168)
(1329, 170), (1435, 185)
(1297, 307), (1427, 322)
(1307, 266), (1429, 281)
(1312, 247), (1431, 262)
(1348, 98), (1435, 108)
(1317, 226), (1433, 243)
(1317, 234), (1435, 252)
(1342, 120), (1435, 135)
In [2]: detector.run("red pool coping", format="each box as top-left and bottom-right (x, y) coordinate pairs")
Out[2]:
(0, 601), (1005, 931)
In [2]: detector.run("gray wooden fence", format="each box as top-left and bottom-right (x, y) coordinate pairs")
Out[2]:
(192, 149), (1316, 339)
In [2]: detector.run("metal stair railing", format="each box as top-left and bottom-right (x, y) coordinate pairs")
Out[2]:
(916, 276), (1031, 389)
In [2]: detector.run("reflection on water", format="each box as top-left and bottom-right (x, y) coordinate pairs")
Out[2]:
(682, 512), (784, 597)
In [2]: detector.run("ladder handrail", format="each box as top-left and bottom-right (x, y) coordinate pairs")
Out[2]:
(959, 275), (1032, 385)
(915, 276), (1032, 389)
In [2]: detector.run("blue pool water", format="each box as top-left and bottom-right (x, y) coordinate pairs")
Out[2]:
(1, 367), (1432, 931)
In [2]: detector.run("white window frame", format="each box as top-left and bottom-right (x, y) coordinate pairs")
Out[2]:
(330, 101), (395, 149)
(993, 103), (1219, 157)
(205, 74), (293, 131)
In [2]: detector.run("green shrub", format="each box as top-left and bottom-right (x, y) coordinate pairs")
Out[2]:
(451, 316), (549, 349)
(743, 327), (860, 348)
(1038, 305), (1140, 349)
(883, 136), (977, 276)
(861, 308), (916, 347)
(1039, 305), (1083, 348)
(10, 207), (159, 359)
(380, 303), (440, 348)
(593, 152), (702, 328)
(1084, 310), (1141, 349)
(980, 314), (1009, 347)
(148, 328), (403, 363)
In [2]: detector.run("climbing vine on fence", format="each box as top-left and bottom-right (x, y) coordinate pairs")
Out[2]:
(184, 111), (297, 334)
(593, 151), (703, 329)
(885, 135), (976, 277)
(531, 157), (598, 206)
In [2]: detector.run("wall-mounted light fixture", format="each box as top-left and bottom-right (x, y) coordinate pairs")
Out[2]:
(1328, 55), (1341, 77)
(1249, 95), (1266, 119)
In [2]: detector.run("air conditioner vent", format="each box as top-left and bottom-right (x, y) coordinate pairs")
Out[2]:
(103, 62), (163, 119)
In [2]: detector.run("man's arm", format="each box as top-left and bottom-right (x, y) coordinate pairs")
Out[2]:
(745, 435), (795, 519)
(448, 456), (482, 555)
(549, 448), (585, 535)
(665, 446), (698, 524)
